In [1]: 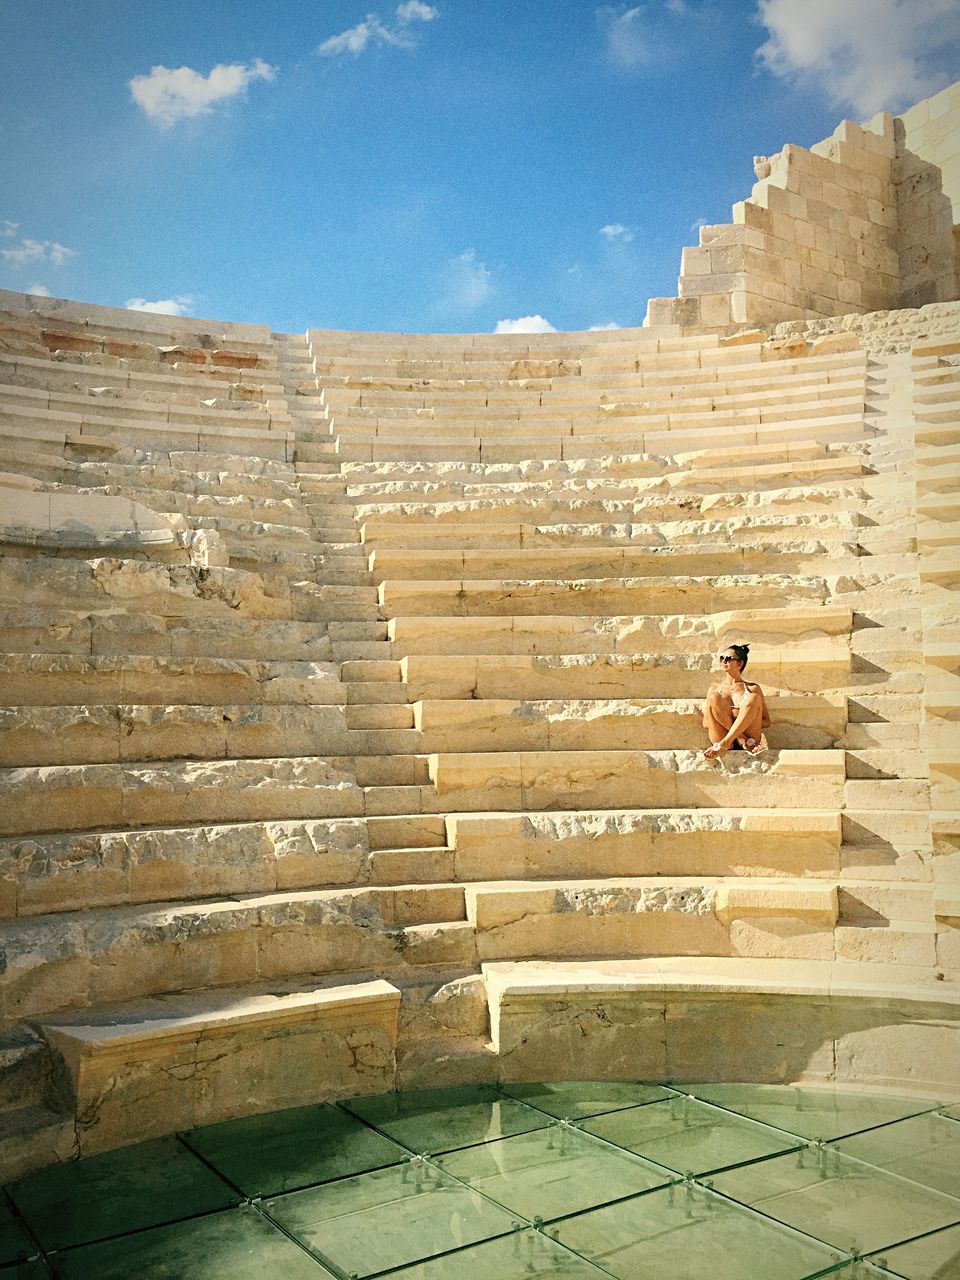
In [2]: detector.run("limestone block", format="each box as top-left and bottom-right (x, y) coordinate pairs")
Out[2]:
(486, 960), (960, 1091)
(714, 883), (837, 925)
(41, 980), (400, 1153)
(727, 917), (836, 960)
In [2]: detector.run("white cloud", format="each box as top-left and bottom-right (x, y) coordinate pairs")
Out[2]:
(494, 315), (557, 334)
(316, 3), (438, 57)
(125, 295), (195, 316)
(588, 322), (621, 330)
(597, 6), (649, 68)
(26, 283), (51, 297)
(442, 249), (493, 310)
(396, 1), (439, 22)
(756, 0), (960, 117)
(1, 237), (76, 267)
(129, 59), (277, 127)
(600, 223), (635, 242)
(317, 17), (402, 56)
(690, 215), (710, 231)
(1, 220), (17, 238)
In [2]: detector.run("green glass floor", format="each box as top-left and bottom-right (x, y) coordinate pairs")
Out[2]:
(2, 1082), (958, 1278)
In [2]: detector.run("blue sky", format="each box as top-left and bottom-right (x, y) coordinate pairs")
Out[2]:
(1, 0), (958, 333)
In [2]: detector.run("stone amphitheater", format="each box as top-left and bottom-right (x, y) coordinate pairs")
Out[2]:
(0, 82), (958, 1192)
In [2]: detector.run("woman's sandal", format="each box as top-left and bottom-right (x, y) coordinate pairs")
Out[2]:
(742, 737), (768, 759)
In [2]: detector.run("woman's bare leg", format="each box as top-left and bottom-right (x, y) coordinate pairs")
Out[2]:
(704, 690), (768, 756)
(703, 689), (735, 744)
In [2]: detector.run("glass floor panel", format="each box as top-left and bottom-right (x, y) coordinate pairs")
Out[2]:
(3, 1082), (958, 1277)
(580, 1094), (802, 1175)
(835, 1113), (960, 1200)
(871, 1222), (960, 1279)
(181, 1100), (409, 1197)
(5, 1134), (240, 1251)
(0, 1197), (37, 1266)
(500, 1080), (677, 1120)
(684, 1084), (941, 1142)
(263, 1160), (518, 1277)
(49, 1205), (333, 1279)
(712, 1145), (960, 1255)
(435, 1124), (673, 1221)
(339, 1083), (551, 1153)
(387, 1228), (611, 1278)
(0, 1265), (48, 1280)
(551, 1181), (847, 1279)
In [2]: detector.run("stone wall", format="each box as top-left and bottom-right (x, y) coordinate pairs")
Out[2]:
(647, 84), (960, 334)
(899, 81), (960, 223)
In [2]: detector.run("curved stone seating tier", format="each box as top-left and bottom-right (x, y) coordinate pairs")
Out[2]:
(0, 293), (955, 1178)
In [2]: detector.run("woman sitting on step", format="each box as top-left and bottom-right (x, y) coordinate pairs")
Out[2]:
(702, 643), (770, 759)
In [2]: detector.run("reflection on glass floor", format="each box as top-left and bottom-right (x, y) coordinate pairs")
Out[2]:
(1, 1082), (957, 1278)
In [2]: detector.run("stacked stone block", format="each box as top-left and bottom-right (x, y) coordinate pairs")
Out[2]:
(648, 87), (960, 333)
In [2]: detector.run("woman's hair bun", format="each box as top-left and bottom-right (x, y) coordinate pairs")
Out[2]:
(730, 642), (750, 668)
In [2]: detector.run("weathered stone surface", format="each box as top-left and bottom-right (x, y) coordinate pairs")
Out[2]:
(41, 979), (400, 1153)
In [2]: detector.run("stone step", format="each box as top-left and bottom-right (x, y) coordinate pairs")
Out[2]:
(0, 755), (365, 836)
(411, 694), (845, 752)
(0, 402), (295, 463)
(832, 918), (939, 967)
(426, 748), (846, 812)
(0, 655), (350, 706)
(341, 659), (403, 682)
(308, 344), (858, 382)
(0, 1100), (75, 1185)
(37, 978), (402, 1156)
(324, 374), (866, 415)
(397, 650), (849, 700)
(311, 479), (871, 521)
(367, 542), (858, 581)
(0, 611), (333, 662)
(378, 573), (833, 617)
(345, 704), (416, 729)
(387, 604), (853, 654)
(482, 957), (956, 1087)
(0, 351), (281, 402)
(0, 704), (422, 767)
(332, 640), (394, 660)
(359, 512), (862, 548)
(308, 342), (861, 381)
(0, 381), (280, 430)
(446, 808), (842, 880)
(315, 349), (862, 390)
(0, 556), (378, 622)
(364, 812), (448, 851)
(95, 487), (313, 530)
(329, 437), (867, 473)
(328, 398), (867, 440)
(0, 452), (304, 503)
(462, 876), (840, 963)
